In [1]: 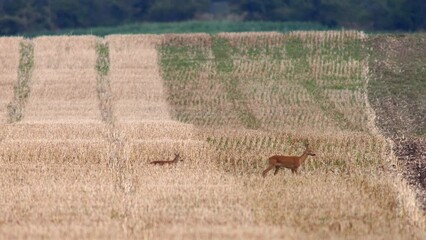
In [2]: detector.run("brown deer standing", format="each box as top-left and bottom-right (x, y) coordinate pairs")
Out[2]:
(262, 143), (316, 177)
(150, 153), (182, 165)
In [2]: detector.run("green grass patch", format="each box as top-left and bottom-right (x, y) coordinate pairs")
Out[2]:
(320, 38), (363, 62)
(160, 39), (210, 85)
(212, 37), (234, 73)
(7, 40), (34, 123)
(211, 36), (260, 129)
(96, 42), (110, 75)
(95, 40), (114, 124)
(285, 37), (309, 59)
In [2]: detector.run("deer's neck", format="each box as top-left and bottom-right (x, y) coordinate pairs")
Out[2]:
(299, 151), (309, 164)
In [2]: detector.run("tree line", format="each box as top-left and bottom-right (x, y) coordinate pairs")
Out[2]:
(1, 0), (425, 35)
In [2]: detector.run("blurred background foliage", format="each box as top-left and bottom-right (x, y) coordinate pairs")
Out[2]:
(0, 0), (425, 35)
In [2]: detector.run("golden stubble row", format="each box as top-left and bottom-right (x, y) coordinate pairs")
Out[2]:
(0, 121), (208, 164)
(198, 126), (390, 175)
(23, 36), (100, 123)
(289, 30), (365, 46)
(107, 35), (171, 122)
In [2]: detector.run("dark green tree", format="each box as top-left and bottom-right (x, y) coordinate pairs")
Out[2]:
(146, 0), (210, 21)
(0, 0), (425, 35)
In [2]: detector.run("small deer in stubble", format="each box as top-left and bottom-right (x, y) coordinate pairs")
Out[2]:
(150, 153), (183, 165)
(262, 142), (316, 177)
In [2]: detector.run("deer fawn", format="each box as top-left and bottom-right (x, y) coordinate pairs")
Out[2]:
(262, 143), (316, 177)
(150, 153), (182, 165)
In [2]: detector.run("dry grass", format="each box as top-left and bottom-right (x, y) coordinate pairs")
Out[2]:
(106, 34), (170, 122)
(0, 32), (425, 239)
(23, 36), (100, 123)
(0, 37), (22, 123)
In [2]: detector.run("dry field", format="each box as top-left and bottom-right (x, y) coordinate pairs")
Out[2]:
(0, 37), (22, 123)
(0, 32), (425, 239)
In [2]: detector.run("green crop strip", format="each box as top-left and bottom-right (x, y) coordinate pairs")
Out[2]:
(95, 40), (115, 124)
(7, 40), (34, 123)
(211, 36), (261, 129)
(159, 32), (367, 132)
(285, 36), (365, 132)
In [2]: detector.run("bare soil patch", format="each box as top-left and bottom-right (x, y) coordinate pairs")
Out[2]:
(368, 34), (426, 208)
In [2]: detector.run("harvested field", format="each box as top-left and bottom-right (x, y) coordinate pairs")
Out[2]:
(24, 36), (100, 123)
(0, 37), (22, 123)
(107, 34), (170, 122)
(0, 32), (425, 239)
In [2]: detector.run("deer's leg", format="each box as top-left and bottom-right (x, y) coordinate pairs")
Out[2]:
(262, 164), (275, 177)
(274, 166), (280, 175)
(291, 168), (296, 174)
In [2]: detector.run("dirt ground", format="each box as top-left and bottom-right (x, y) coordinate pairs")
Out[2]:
(368, 34), (426, 209)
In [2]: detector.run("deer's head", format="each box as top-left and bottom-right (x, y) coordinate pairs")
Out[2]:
(174, 153), (183, 161)
(304, 142), (316, 156)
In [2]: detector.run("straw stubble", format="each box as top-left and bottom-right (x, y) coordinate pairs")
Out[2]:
(0, 32), (424, 239)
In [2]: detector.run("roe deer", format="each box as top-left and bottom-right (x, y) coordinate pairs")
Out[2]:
(150, 153), (182, 165)
(262, 142), (315, 177)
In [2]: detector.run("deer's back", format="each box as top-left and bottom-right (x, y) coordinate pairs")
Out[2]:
(150, 160), (172, 165)
(269, 155), (300, 167)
